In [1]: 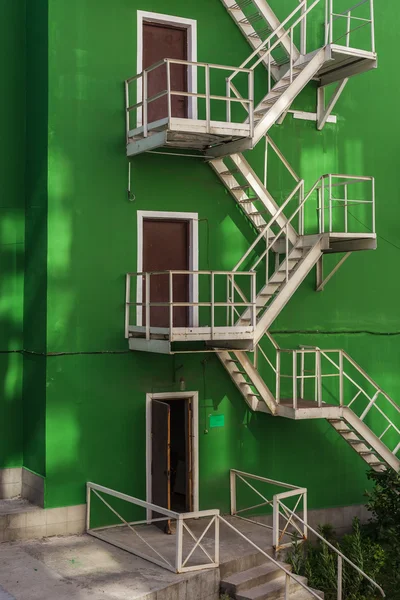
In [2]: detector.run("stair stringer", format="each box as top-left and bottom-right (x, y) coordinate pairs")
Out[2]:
(209, 152), (298, 243)
(343, 408), (400, 472)
(207, 48), (327, 158)
(218, 350), (276, 413)
(251, 0), (300, 61)
(252, 48), (327, 145)
(254, 237), (326, 343)
(220, 0), (296, 82)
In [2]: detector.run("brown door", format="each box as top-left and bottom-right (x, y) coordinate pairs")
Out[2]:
(143, 22), (188, 124)
(143, 219), (190, 328)
(151, 400), (171, 532)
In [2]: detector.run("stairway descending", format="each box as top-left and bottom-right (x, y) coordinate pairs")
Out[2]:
(221, 559), (323, 600)
(221, 0), (299, 81)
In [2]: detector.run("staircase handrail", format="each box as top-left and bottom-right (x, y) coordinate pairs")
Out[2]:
(218, 515), (322, 600)
(269, 342), (400, 455)
(233, 179), (304, 272)
(227, 0), (322, 83)
(277, 505), (385, 598)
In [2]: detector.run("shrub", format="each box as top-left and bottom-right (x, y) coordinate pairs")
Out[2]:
(286, 518), (385, 600)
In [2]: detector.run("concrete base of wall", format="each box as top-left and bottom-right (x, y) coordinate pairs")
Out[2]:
(0, 468), (44, 507)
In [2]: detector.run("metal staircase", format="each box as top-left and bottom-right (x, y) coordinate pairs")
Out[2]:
(124, 1), (400, 473)
(205, 1), (400, 474)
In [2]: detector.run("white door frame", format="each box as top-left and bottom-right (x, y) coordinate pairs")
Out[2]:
(136, 10), (198, 126)
(136, 210), (199, 328)
(146, 391), (199, 521)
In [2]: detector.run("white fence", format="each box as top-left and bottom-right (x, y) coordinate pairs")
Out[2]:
(86, 482), (219, 573)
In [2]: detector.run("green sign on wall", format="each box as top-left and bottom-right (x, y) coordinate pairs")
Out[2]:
(210, 414), (225, 428)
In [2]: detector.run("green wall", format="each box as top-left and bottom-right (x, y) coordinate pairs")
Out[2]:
(0, 0), (25, 469)
(12, 0), (400, 512)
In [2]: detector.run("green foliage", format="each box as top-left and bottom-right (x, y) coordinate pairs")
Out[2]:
(286, 518), (385, 600)
(365, 469), (400, 599)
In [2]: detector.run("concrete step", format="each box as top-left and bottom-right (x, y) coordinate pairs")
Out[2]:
(236, 573), (309, 600)
(220, 548), (274, 579)
(221, 560), (289, 595)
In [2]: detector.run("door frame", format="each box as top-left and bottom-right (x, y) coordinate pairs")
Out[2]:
(136, 210), (199, 328)
(146, 391), (199, 521)
(137, 10), (198, 126)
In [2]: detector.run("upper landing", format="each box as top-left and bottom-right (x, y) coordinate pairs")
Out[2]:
(125, 42), (376, 158)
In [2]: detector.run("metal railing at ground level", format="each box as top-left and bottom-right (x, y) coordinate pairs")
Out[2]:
(86, 482), (219, 573)
(230, 469), (308, 551)
(228, 469), (384, 599)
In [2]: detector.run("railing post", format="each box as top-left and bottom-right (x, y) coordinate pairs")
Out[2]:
(231, 274), (235, 326)
(145, 273), (150, 340)
(125, 80), (130, 142)
(329, 0), (333, 43)
(214, 515), (220, 566)
(293, 351), (298, 409)
(346, 11), (351, 47)
(285, 224), (289, 282)
(86, 484), (91, 531)
(230, 471), (236, 515)
(339, 351), (344, 407)
(273, 495), (279, 550)
(324, 0), (329, 44)
(226, 78), (231, 123)
(169, 271), (173, 337)
(166, 60), (172, 124)
(370, 0), (375, 52)
(290, 28), (294, 83)
(317, 349), (322, 407)
(267, 40), (271, 94)
(329, 174), (333, 233)
(175, 516), (183, 573)
(371, 178), (376, 233)
(143, 69), (148, 138)
(321, 177), (325, 232)
(251, 273), (256, 330)
(264, 136), (269, 189)
(300, 350), (305, 399)
(300, 181), (305, 235)
(211, 272), (215, 339)
(249, 70), (255, 136)
(125, 274), (131, 339)
(276, 350), (281, 404)
(285, 573), (290, 600)
(344, 184), (348, 233)
(205, 64), (211, 134)
(300, 0), (307, 55)
(302, 490), (308, 540)
(337, 555), (343, 600)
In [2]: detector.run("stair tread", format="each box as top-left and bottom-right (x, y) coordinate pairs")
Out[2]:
(236, 574), (308, 600)
(221, 561), (290, 588)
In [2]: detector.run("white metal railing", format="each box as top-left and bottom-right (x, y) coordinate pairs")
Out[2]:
(125, 58), (254, 140)
(326, 0), (375, 52)
(315, 174), (375, 235)
(86, 482), (219, 573)
(125, 270), (256, 339)
(229, 469), (384, 599)
(254, 336), (400, 459)
(230, 469), (308, 551)
(231, 172), (374, 293)
(227, 0), (323, 110)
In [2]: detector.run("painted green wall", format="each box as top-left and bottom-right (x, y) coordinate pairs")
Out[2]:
(0, 0), (25, 469)
(22, 0), (49, 476)
(11, 0), (399, 512)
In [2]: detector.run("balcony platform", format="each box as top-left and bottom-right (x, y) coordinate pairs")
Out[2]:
(276, 399), (342, 420)
(127, 325), (254, 354)
(127, 117), (253, 157)
(316, 45), (377, 86)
